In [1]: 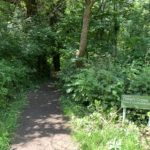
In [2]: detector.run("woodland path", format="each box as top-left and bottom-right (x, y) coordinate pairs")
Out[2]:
(11, 82), (78, 150)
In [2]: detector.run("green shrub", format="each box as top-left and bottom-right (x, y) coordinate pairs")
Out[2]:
(60, 61), (124, 108)
(120, 61), (150, 95)
(0, 60), (28, 108)
(128, 66), (150, 94)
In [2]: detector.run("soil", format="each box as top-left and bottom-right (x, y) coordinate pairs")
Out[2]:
(11, 82), (78, 150)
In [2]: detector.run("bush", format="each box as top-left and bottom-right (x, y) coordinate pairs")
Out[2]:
(128, 66), (150, 94)
(120, 61), (150, 95)
(0, 60), (28, 108)
(60, 60), (124, 108)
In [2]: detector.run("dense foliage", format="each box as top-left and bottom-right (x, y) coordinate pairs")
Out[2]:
(60, 0), (150, 106)
(0, 0), (150, 149)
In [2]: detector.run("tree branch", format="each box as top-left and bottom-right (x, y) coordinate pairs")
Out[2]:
(3, 0), (20, 4)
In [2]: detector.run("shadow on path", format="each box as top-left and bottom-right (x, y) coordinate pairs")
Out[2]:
(11, 82), (78, 150)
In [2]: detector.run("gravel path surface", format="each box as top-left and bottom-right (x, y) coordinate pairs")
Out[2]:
(11, 83), (78, 150)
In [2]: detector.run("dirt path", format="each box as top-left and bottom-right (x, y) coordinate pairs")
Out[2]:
(11, 83), (78, 150)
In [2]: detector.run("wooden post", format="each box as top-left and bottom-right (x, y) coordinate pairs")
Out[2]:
(122, 108), (126, 123)
(148, 116), (150, 127)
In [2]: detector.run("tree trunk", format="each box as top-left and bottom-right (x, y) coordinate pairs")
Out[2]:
(49, 0), (66, 72)
(77, 0), (95, 57)
(24, 0), (50, 78)
(112, 0), (119, 57)
(52, 52), (60, 72)
(37, 55), (50, 78)
(24, 0), (37, 16)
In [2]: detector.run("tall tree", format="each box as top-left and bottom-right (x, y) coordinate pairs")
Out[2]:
(24, 0), (50, 77)
(112, 0), (119, 57)
(77, 0), (95, 58)
(48, 0), (66, 72)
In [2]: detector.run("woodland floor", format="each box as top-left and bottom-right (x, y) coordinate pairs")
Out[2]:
(11, 82), (78, 150)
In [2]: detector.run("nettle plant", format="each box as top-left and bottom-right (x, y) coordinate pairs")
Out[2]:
(63, 64), (124, 108)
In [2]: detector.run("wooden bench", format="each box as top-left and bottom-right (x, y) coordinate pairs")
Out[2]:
(121, 95), (150, 126)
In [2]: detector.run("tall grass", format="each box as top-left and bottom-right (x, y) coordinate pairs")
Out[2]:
(0, 92), (27, 150)
(61, 97), (144, 150)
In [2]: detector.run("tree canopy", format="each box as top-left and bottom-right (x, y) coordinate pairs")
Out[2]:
(0, 0), (150, 149)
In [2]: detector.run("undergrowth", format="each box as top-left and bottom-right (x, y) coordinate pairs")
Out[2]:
(0, 91), (27, 150)
(61, 97), (149, 150)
